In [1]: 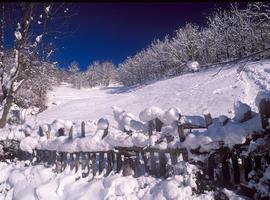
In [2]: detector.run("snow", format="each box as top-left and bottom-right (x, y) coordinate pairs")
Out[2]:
(233, 100), (251, 122)
(0, 160), (215, 200)
(161, 107), (180, 125)
(14, 31), (22, 40)
(45, 5), (51, 14)
(19, 136), (38, 153)
(35, 34), (43, 43)
(187, 61), (200, 72)
(139, 106), (164, 122)
(1, 60), (270, 199)
(97, 118), (109, 130)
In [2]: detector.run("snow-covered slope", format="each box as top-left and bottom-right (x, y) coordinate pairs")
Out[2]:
(30, 60), (270, 127)
(2, 61), (270, 200)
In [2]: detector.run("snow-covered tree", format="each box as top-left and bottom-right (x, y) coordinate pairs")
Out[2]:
(0, 3), (74, 128)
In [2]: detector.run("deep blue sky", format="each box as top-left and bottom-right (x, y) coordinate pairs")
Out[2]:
(56, 3), (247, 70)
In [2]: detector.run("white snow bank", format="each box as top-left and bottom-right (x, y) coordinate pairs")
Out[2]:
(0, 160), (214, 200)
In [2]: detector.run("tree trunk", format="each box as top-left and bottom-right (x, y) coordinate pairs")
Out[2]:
(0, 95), (13, 128)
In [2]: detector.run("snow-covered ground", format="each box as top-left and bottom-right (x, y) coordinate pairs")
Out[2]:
(1, 61), (270, 199)
(30, 60), (270, 126)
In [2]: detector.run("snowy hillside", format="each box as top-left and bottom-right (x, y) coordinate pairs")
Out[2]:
(30, 60), (270, 126)
(1, 61), (269, 200)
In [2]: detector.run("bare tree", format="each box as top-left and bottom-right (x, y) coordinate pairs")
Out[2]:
(0, 3), (75, 128)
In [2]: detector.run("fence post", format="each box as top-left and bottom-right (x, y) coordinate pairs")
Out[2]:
(123, 155), (133, 176)
(141, 152), (150, 174)
(259, 98), (270, 130)
(106, 151), (113, 176)
(81, 121), (85, 137)
(204, 113), (213, 128)
(208, 153), (215, 180)
(155, 118), (163, 132)
(148, 120), (154, 137)
(69, 126), (73, 139)
(99, 152), (105, 174)
(150, 151), (157, 176)
(254, 155), (262, 170)
(62, 152), (67, 172)
(243, 155), (253, 181)
(177, 123), (185, 142)
(231, 152), (240, 184)
(159, 152), (166, 177)
(102, 126), (109, 140)
(170, 150), (178, 165)
(91, 153), (97, 176)
(221, 150), (231, 187)
(116, 152), (122, 173)
(134, 152), (142, 177)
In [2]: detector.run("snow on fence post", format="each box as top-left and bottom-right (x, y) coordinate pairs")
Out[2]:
(81, 121), (85, 137)
(259, 98), (270, 130)
(69, 126), (73, 139)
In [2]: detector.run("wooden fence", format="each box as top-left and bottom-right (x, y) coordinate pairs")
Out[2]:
(17, 98), (270, 197)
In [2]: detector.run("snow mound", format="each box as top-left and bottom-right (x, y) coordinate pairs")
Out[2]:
(161, 107), (180, 125)
(139, 106), (164, 122)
